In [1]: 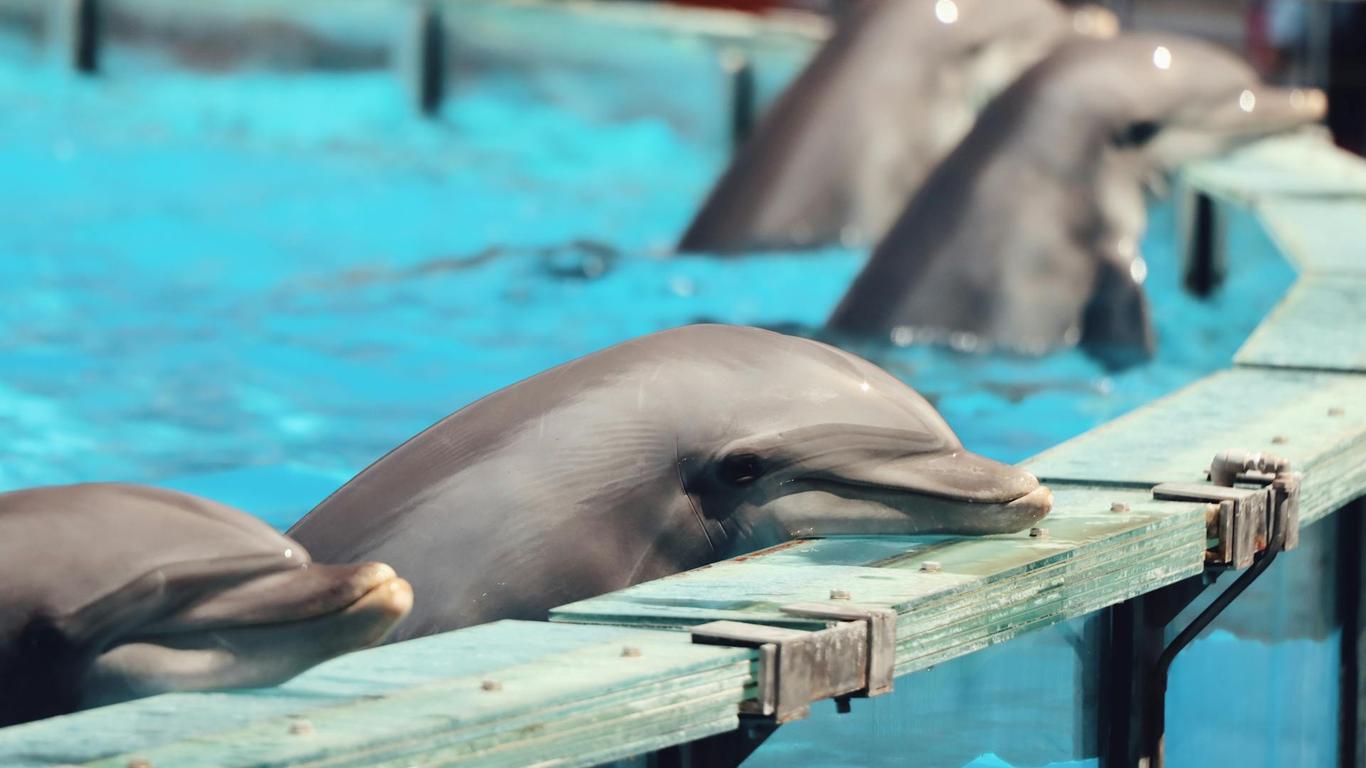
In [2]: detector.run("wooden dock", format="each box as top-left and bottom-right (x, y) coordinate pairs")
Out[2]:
(0, 1), (1363, 761)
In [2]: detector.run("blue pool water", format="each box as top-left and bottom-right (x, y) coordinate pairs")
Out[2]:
(0, 23), (1335, 768)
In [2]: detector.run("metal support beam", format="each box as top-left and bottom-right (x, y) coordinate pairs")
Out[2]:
(720, 47), (755, 152)
(58, 0), (100, 75)
(1339, 500), (1365, 768)
(1180, 187), (1224, 297)
(401, 4), (446, 117)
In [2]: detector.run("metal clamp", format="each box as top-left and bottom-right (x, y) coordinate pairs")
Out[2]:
(1152, 449), (1300, 569)
(690, 604), (896, 723)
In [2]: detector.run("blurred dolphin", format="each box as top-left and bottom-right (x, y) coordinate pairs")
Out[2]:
(289, 325), (1051, 641)
(0, 484), (412, 725)
(677, 0), (1117, 253)
(827, 32), (1326, 359)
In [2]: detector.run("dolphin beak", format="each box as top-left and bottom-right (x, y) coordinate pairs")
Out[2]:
(820, 447), (1045, 505)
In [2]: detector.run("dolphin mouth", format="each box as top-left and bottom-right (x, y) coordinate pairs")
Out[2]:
(83, 564), (413, 706)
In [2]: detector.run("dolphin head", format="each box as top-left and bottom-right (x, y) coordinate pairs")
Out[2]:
(0, 484), (413, 723)
(658, 327), (1051, 556)
(1080, 34), (1327, 171)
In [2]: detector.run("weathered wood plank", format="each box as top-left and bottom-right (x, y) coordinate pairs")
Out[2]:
(1025, 368), (1366, 524)
(1235, 274), (1366, 372)
(1183, 130), (1366, 203)
(1253, 197), (1366, 276)
(554, 486), (1206, 677)
(0, 622), (753, 768)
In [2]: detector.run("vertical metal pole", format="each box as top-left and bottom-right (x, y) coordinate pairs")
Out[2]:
(1339, 501), (1364, 768)
(59, 0), (100, 75)
(1101, 576), (1209, 768)
(1180, 187), (1223, 297)
(720, 48), (755, 153)
(402, 3), (446, 117)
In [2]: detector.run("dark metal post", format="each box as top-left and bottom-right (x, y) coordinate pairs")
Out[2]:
(59, 0), (101, 75)
(1181, 187), (1223, 297)
(402, 3), (446, 117)
(1339, 500), (1364, 768)
(720, 48), (755, 153)
(648, 718), (778, 768)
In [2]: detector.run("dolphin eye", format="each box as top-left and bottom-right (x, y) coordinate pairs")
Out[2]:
(1118, 121), (1161, 147)
(719, 453), (765, 485)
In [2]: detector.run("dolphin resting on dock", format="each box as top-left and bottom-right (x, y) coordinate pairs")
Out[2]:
(827, 33), (1327, 359)
(677, 0), (1117, 253)
(0, 484), (413, 726)
(288, 325), (1052, 641)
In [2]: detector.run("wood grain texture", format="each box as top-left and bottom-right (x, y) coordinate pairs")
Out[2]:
(1235, 274), (1366, 372)
(0, 621), (753, 768)
(1183, 130), (1366, 203)
(1025, 368), (1366, 524)
(554, 485), (1207, 676)
(1254, 197), (1366, 276)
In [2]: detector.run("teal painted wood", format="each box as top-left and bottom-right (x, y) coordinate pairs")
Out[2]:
(1025, 368), (1366, 525)
(0, 621), (753, 768)
(1235, 274), (1366, 372)
(1254, 197), (1366, 275)
(553, 485), (1207, 675)
(1183, 130), (1366, 202)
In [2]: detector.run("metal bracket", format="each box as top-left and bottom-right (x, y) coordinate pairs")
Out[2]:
(690, 604), (896, 723)
(1153, 449), (1300, 569)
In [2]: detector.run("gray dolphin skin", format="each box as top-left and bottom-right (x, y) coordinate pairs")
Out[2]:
(677, 0), (1116, 253)
(288, 325), (1051, 641)
(0, 483), (413, 726)
(827, 33), (1327, 357)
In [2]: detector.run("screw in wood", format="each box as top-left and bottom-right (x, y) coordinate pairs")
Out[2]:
(289, 719), (314, 736)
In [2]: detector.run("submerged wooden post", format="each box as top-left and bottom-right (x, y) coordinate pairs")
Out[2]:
(400, 3), (446, 117)
(58, 0), (100, 75)
(720, 47), (755, 153)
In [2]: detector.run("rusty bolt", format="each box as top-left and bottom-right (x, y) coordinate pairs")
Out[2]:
(1328, 407), (1345, 417)
(920, 561), (941, 573)
(621, 646), (642, 658)
(1110, 502), (1130, 513)
(481, 679), (503, 692)
(1029, 527), (1048, 538)
(1271, 435), (1288, 445)
(829, 588), (852, 600)
(288, 719), (314, 736)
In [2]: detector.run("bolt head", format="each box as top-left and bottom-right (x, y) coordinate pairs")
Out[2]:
(288, 720), (314, 736)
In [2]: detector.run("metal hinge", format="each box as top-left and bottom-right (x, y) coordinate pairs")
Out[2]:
(1152, 449), (1301, 569)
(690, 603), (896, 723)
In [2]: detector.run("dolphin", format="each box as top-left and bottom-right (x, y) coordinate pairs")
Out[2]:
(288, 324), (1051, 641)
(677, 0), (1117, 253)
(827, 32), (1327, 358)
(0, 483), (413, 726)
